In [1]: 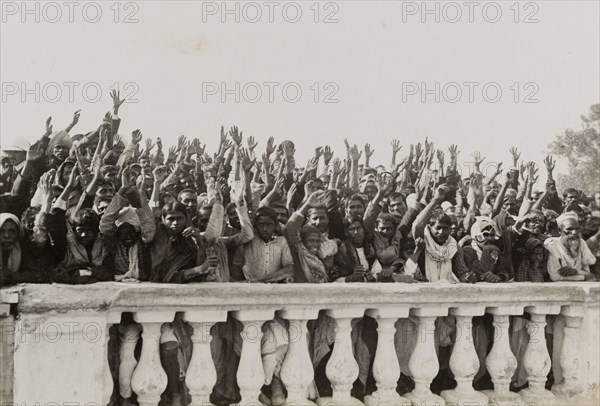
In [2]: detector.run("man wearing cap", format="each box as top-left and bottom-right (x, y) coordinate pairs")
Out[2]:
(544, 212), (597, 281)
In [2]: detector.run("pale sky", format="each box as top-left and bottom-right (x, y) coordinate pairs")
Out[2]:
(1, 0), (599, 176)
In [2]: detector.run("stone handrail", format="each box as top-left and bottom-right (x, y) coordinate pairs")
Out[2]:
(1, 282), (599, 405)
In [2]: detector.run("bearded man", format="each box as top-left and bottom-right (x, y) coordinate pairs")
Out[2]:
(545, 212), (597, 281)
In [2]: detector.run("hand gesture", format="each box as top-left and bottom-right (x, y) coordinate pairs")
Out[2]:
(332, 158), (342, 175)
(152, 165), (168, 184)
(436, 150), (445, 167)
(414, 142), (423, 160)
(247, 135), (258, 151)
(219, 139), (233, 156)
(144, 138), (155, 153)
(27, 142), (45, 162)
(45, 116), (53, 136)
(39, 170), (56, 192)
(238, 147), (256, 172)
(71, 110), (81, 126)
(448, 144), (459, 161)
(323, 145), (334, 164)
(110, 89), (125, 113)
(281, 140), (296, 157)
(494, 162), (503, 176)
(352, 265), (366, 282)
(544, 155), (555, 172)
(287, 183), (297, 205)
(434, 184), (449, 201)
(391, 139), (402, 154)
(273, 176), (285, 195)
(266, 136), (276, 156)
(131, 129), (143, 144)
(306, 190), (325, 207)
(364, 143), (374, 159)
(176, 134), (187, 151)
(121, 166), (134, 189)
(229, 125), (243, 145)
(66, 166), (80, 190)
(472, 151), (485, 166)
(509, 146), (521, 166)
(349, 144), (362, 161)
(306, 156), (319, 172)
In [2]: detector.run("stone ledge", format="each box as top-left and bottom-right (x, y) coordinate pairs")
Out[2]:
(2, 282), (598, 314)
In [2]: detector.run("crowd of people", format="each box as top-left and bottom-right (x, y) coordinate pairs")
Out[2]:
(1, 90), (599, 405)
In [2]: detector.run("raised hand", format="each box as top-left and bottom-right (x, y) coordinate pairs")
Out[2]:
(472, 151), (485, 167)
(433, 184), (449, 201)
(448, 144), (459, 161)
(273, 176), (285, 195)
(280, 140), (295, 157)
(266, 136), (276, 156)
(131, 130), (143, 144)
(66, 166), (80, 191)
(494, 162), (503, 177)
(71, 110), (81, 126)
(45, 116), (53, 136)
(110, 89), (125, 113)
(509, 146), (521, 166)
(121, 166), (133, 189)
(364, 143), (374, 159)
(238, 147), (256, 172)
(26, 142), (45, 162)
(323, 145), (334, 164)
(177, 135), (187, 151)
(436, 150), (445, 167)
(544, 155), (555, 172)
(314, 147), (324, 159)
(414, 142), (423, 160)
(349, 144), (362, 161)
(152, 165), (168, 184)
(287, 183), (297, 205)
(219, 139), (233, 156)
(332, 158), (342, 175)
(229, 125), (243, 145)
(306, 189), (325, 207)
(144, 138), (155, 153)
(306, 156), (319, 172)
(247, 135), (258, 151)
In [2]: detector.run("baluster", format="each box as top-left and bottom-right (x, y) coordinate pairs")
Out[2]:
(102, 313), (121, 406)
(131, 311), (174, 406)
(184, 310), (228, 406)
(482, 307), (523, 406)
(519, 305), (560, 404)
(118, 321), (142, 402)
(232, 309), (274, 406)
(364, 308), (411, 406)
(552, 305), (584, 398)
(404, 308), (447, 406)
(279, 309), (320, 406)
(440, 307), (488, 406)
(316, 308), (365, 406)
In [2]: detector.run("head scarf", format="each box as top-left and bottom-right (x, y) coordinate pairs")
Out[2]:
(556, 212), (578, 229)
(46, 130), (73, 158)
(0, 213), (23, 273)
(116, 207), (141, 232)
(471, 216), (497, 240)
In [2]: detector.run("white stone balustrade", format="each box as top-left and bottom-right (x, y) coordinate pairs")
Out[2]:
(1, 282), (599, 406)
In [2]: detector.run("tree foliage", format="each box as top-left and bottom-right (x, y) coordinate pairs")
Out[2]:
(549, 104), (600, 194)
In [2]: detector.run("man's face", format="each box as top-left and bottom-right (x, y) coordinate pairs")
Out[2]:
(560, 218), (581, 242)
(31, 224), (49, 245)
(197, 208), (212, 232)
(531, 246), (545, 266)
(377, 220), (395, 242)
(273, 207), (289, 225)
(61, 164), (74, 186)
(117, 224), (138, 248)
(594, 192), (600, 209)
(104, 170), (118, 183)
(179, 177), (194, 190)
(53, 145), (69, 161)
(74, 225), (98, 247)
(565, 192), (579, 206)
(0, 221), (19, 249)
(347, 221), (365, 247)
(96, 199), (111, 215)
(502, 197), (517, 214)
(302, 232), (321, 255)
(307, 208), (329, 233)
(96, 185), (115, 200)
(113, 143), (125, 155)
(179, 192), (198, 214)
(364, 182), (377, 201)
(389, 198), (406, 217)
(490, 181), (499, 194)
(139, 158), (150, 169)
(255, 216), (276, 242)
(163, 211), (187, 234)
(430, 221), (450, 245)
(347, 200), (365, 218)
(527, 214), (545, 235)
(227, 208), (241, 229)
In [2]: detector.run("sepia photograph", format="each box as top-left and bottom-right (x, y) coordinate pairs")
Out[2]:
(1, 1), (599, 405)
